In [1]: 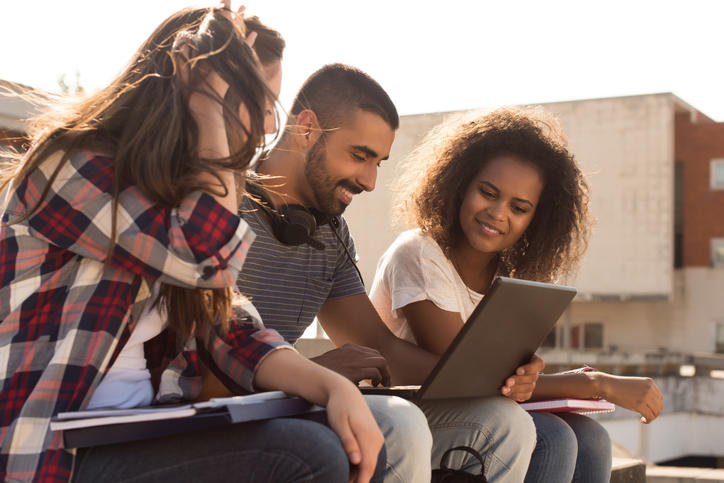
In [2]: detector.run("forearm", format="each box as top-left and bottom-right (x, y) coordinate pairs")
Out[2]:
(530, 372), (605, 401)
(378, 337), (440, 386)
(254, 348), (347, 406)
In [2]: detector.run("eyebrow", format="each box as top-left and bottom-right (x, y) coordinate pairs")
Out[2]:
(479, 180), (535, 207)
(351, 145), (389, 161)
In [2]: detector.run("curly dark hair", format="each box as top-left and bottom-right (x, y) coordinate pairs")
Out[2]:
(395, 107), (591, 282)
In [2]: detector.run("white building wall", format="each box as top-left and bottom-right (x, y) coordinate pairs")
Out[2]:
(542, 95), (675, 299)
(566, 268), (724, 354)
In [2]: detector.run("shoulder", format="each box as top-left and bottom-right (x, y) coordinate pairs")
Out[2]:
(333, 215), (353, 238)
(376, 229), (427, 275)
(386, 229), (445, 263)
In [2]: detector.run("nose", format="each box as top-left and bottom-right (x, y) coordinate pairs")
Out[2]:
(486, 201), (506, 220)
(357, 162), (378, 192)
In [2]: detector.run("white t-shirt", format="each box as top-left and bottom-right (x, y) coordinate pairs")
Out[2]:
(369, 229), (483, 345)
(87, 284), (167, 409)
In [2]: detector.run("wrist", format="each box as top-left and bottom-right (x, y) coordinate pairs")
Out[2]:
(588, 372), (608, 399)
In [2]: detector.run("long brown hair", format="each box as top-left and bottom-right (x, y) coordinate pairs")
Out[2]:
(1, 7), (276, 339)
(396, 107), (590, 282)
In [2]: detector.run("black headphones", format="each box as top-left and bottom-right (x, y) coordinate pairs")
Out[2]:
(245, 180), (364, 284)
(246, 181), (328, 250)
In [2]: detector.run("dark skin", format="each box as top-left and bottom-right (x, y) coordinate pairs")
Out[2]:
(398, 155), (664, 420)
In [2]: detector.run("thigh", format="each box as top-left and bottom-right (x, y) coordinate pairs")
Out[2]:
(417, 396), (537, 483)
(524, 412), (577, 483)
(73, 418), (349, 483)
(363, 395), (432, 483)
(557, 413), (612, 483)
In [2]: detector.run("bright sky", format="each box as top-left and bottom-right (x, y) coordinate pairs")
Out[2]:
(2, 0), (724, 120)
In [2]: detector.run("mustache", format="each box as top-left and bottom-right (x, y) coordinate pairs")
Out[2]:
(337, 180), (363, 195)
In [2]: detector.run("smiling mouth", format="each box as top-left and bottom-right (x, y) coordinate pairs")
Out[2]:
(338, 186), (355, 204)
(477, 220), (503, 235)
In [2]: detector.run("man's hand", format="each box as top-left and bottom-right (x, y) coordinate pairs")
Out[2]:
(311, 344), (391, 387)
(501, 354), (545, 402)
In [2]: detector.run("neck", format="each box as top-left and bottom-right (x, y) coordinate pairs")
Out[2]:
(447, 241), (498, 294)
(256, 138), (313, 208)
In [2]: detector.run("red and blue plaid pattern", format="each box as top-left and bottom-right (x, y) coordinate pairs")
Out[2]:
(0, 149), (290, 482)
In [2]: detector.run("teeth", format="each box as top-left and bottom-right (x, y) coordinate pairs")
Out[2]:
(480, 222), (501, 234)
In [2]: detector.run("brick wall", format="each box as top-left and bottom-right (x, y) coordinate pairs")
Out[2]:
(675, 113), (724, 267)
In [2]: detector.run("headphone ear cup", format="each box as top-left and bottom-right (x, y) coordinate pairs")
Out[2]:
(277, 206), (318, 245)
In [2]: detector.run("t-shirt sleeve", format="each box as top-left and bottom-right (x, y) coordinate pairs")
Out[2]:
(328, 217), (366, 299)
(383, 233), (461, 316)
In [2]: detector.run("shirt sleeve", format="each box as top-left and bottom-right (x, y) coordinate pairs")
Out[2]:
(384, 233), (461, 315)
(16, 149), (252, 289)
(205, 297), (295, 393)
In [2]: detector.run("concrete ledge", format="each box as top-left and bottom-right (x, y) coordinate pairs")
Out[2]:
(646, 465), (724, 482)
(610, 457), (646, 482)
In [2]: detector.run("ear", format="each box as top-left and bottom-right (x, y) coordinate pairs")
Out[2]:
(294, 109), (322, 147)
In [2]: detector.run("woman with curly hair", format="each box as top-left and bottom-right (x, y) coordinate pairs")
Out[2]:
(370, 107), (663, 482)
(0, 5), (384, 482)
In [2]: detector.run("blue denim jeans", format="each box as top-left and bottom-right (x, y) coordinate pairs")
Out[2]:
(364, 395), (433, 483)
(525, 412), (612, 483)
(73, 416), (386, 482)
(417, 396), (537, 483)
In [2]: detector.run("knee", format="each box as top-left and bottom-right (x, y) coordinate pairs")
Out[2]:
(367, 395), (433, 456)
(562, 413), (612, 458)
(482, 397), (537, 453)
(531, 412), (578, 456)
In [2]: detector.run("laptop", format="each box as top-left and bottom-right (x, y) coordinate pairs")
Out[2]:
(361, 276), (576, 400)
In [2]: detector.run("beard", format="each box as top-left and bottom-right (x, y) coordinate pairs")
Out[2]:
(304, 138), (361, 216)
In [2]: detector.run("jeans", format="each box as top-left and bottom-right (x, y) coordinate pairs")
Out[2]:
(73, 416), (386, 483)
(525, 412), (612, 483)
(365, 395), (433, 483)
(417, 396), (537, 483)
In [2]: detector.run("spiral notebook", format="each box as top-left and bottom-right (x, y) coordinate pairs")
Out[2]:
(520, 398), (615, 414)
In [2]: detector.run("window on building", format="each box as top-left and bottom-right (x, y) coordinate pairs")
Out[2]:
(583, 322), (604, 350)
(716, 323), (724, 354)
(713, 239), (724, 267)
(674, 161), (684, 268)
(569, 325), (581, 350)
(712, 159), (724, 190)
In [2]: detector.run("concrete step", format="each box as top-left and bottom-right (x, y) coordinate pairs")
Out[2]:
(646, 465), (724, 482)
(611, 457), (646, 482)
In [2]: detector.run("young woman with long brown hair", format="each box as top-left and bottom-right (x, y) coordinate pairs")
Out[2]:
(370, 107), (664, 482)
(0, 5), (383, 482)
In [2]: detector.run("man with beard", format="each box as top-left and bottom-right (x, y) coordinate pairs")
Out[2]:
(233, 64), (538, 482)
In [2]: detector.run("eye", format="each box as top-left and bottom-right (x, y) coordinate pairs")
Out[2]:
(478, 188), (495, 199)
(512, 205), (529, 214)
(351, 152), (365, 162)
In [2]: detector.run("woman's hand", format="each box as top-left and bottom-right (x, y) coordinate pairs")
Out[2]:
(501, 353), (545, 402)
(323, 376), (385, 483)
(599, 374), (663, 423)
(253, 349), (384, 483)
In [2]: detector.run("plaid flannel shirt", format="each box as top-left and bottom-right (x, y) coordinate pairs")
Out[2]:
(0, 149), (291, 482)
